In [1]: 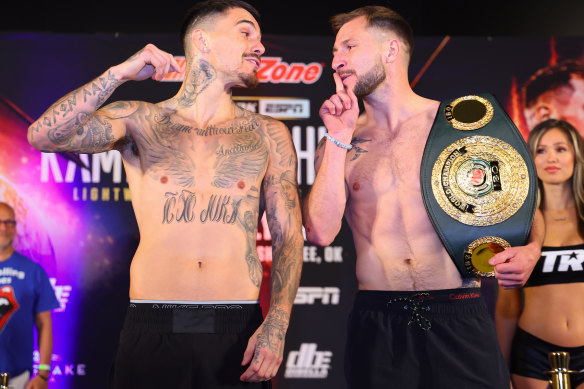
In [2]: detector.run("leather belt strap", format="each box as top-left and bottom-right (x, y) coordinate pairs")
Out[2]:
(420, 93), (537, 278)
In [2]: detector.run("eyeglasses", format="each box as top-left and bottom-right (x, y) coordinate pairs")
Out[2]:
(0, 220), (16, 228)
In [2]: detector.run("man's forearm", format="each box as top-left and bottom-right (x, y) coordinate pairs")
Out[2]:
(35, 312), (53, 374)
(28, 67), (123, 151)
(257, 217), (302, 358)
(303, 143), (348, 246)
(269, 220), (303, 317)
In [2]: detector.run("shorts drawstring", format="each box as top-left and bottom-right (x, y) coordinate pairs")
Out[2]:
(387, 292), (432, 331)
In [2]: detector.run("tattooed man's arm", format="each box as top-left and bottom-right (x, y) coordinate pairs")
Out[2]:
(27, 44), (180, 154)
(240, 119), (303, 383)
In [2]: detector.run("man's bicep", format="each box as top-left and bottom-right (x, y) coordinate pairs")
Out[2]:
(264, 119), (298, 171)
(35, 102), (132, 154)
(263, 161), (301, 221)
(82, 101), (137, 151)
(262, 118), (302, 219)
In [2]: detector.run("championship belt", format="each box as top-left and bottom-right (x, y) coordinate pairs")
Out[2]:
(420, 94), (537, 278)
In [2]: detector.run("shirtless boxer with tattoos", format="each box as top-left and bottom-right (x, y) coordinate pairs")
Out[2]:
(27, 1), (303, 388)
(302, 6), (544, 388)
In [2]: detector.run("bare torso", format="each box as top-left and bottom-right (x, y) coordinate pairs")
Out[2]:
(118, 102), (271, 301)
(518, 215), (584, 347)
(344, 100), (479, 291)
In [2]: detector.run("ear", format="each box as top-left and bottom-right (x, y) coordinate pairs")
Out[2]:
(383, 39), (400, 64)
(534, 104), (552, 122)
(191, 29), (210, 54)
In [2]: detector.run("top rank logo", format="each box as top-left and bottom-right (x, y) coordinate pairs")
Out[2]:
(163, 57), (323, 84)
(541, 249), (584, 272)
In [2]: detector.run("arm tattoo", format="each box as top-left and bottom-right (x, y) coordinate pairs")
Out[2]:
(48, 114), (115, 153)
(32, 70), (121, 150)
(227, 187), (263, 286)
(241, 210), (263, 287)
(255, 307), (288, 361)
(266, 120), (294, 167)
(267, 210), (302, 306)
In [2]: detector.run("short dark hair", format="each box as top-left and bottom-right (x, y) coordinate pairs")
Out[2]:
(180, 0), (260, 47)
(330, 5), (414, 57)
(522, 59), (584, 108)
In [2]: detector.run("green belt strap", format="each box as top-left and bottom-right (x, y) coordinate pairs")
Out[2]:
(420, 93), (537, 278)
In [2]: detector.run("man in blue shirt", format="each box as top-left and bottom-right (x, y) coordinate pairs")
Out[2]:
(0, 202), (59, 389)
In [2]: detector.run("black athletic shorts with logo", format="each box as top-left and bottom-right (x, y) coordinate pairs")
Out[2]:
(108, 302), (271, 389)
(511, 326), (584, 387)
(345, 288), (509, 389)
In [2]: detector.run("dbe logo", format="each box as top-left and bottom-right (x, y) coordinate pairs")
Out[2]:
(285, 343), (333, 379)
(294, 287), (340, 305)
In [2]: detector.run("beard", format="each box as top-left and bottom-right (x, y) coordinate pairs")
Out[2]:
(238, 54), (260, 88)
(353, 60), (386, 98)
(238, 71), (259, 88)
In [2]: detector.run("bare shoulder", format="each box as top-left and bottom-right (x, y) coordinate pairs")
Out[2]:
(99, 100), (147, 119)
(421, 98), (441, 121)
(244, 110), (296, 167)
(250, 111), (289, 138)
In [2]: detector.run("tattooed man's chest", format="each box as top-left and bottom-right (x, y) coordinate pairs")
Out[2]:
(137, 125), (269, 190)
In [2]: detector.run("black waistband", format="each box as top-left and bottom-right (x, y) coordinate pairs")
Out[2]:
(123, 302), (262, 334)
(353, 288), (487, 315)
(516, 327), (584, 352)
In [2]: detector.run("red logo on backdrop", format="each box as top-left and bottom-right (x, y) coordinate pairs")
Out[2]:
(257, 57), (323, 84)
(0, 285), (19, 331)
(162, 57), (324, 84)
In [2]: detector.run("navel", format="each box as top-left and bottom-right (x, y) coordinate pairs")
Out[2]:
(352, 182), (360, 191)
(237, 181), (246, 189)
(196, 259), (203, 269)
(160, 176), (168, 184)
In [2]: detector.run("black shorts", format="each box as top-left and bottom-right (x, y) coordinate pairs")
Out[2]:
(345, 288), (509, 389)
(511, 326), (584, 386)
(108, 302), (271, 389)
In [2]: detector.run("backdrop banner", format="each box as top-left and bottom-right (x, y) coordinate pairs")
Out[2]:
(0, 32), (582, 389)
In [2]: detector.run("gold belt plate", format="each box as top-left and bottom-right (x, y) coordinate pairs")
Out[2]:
(431, 135), (529, 226)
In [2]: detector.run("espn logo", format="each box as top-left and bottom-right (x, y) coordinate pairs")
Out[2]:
(294, 287), (340, 305)
(234, 97), (310, 120)
(234, 97), (310, 119)
(285, 343), (333, 379)
(260, 99), (309, 119)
